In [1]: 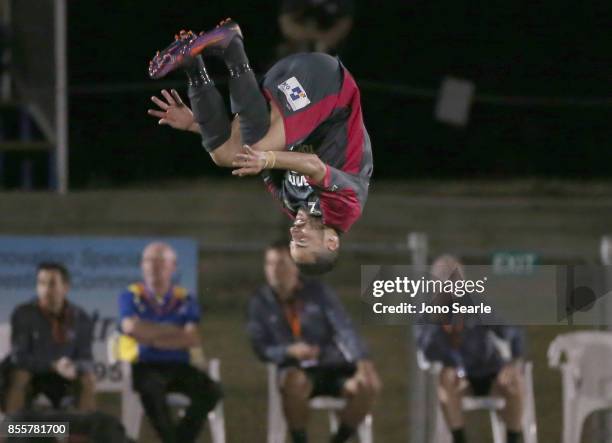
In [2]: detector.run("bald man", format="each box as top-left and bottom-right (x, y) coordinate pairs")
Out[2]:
(117, 242), (222, 443)
(415, 255), (526, 443)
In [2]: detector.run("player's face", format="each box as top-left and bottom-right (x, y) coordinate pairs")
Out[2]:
(289, 209), (326, 264)
(264, 248), (299, 297)
(141, 246), (176, 292)
(36, 270), (69, 313)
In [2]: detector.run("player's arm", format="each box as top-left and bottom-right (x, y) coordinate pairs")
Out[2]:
(121, 316), (185, 343)
(149, 322), (201, 350)
(232, 145), (327, 183)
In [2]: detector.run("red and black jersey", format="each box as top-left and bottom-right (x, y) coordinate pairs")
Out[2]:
(261, 52), (372, 233)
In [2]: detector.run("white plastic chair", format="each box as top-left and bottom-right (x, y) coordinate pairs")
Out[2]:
(417, 350), (538, 443)
(107, 334), (226, 443)
(267, 364), (373, 443)
(548, 331), (612, 443)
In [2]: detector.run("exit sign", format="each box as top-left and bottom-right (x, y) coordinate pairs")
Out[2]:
(492, 252), (538, 275)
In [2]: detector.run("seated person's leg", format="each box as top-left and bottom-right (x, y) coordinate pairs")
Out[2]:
(280, 367), (313, 443)
(132, 363), (176, 443)
(167, 364), (223, 443)
(4, 369), (32, 414)
(491, 364), (524, 443)
(31, 372), (72, 409)
(336, 365), (380, 443)
(438, 367), (468, 443)
(75, 372), (96, 412)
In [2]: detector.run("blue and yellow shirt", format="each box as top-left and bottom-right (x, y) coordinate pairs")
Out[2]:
(117, 282), (201, 363)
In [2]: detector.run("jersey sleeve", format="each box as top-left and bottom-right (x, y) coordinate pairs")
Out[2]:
(183, 295), (202, 324)
(262, 53), (343, 147)
(117, 290), (137, 331)
(307, 165), (365, 233)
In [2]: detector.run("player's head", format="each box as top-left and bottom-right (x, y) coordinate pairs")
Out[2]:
(289, 208), (339, 275)
(36, 262), (70, 313)
(141, 242), (177, 294)
(430, 254), (465, 282)
(264, 241), (299, 300)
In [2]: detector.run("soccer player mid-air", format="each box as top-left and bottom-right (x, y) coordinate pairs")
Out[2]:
(148, 19), (372, 274)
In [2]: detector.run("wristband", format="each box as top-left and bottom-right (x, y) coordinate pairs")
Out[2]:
(263, 151), (276, 169)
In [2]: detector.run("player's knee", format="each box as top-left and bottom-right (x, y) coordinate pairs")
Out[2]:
(497, 372), (524, 398)
(191, 379), (223, 414)
(281, 368), (311, 398)
(357, 378), (380, 400)
(439, 367), (460, 391)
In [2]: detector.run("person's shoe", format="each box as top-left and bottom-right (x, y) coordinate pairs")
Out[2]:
(148, 19), (242, 79)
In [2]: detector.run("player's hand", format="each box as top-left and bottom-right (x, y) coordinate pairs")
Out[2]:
(53, 357), (77, 380)
(496, 361), (522, 394)
(286, 342), (320, 361)
(232, 145), (268, 177)
(147, 89), (199, 133)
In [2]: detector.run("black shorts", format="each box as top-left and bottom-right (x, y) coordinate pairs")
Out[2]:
(301, 365), (357, 398)
(28, 371), (76, 408)
(131, 361), (222, 403)
(467, 373), (498, 397)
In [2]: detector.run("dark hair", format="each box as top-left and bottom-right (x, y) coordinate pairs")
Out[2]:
(297, 248), (339, 275)
(37, 262), (71, 284)
(266, 240), (290, 254)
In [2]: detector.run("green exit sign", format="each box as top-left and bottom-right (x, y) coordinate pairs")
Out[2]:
(492, 252), (538, 275)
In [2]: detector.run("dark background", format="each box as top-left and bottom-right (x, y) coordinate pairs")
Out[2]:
(42, 1), (612, 187)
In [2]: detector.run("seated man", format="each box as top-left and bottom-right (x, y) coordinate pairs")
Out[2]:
(118, 242), (222, 443)
(147, 18), (373, 274)
(4, 262), (95, 413)
(247, 241), (381, 443)
(414, 255), (526, 443)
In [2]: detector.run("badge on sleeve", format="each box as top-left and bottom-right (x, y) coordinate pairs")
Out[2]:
(278, 77), (311, 111)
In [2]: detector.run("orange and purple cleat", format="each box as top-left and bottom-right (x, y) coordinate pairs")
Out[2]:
(148, 19), (243, 79)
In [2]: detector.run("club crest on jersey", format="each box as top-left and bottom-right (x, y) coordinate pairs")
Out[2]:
(278, 77), (311, 111)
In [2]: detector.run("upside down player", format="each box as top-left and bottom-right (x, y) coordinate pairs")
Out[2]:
(147, 19), (372, 274)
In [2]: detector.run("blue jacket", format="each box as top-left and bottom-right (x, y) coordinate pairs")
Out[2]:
(247, 279), (368, 367)
(415, 320), (525, 377)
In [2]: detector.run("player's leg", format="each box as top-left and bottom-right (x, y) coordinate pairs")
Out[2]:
(203, 20), (271, 146)
(132, 363), (176, 443)
(169, 364), (223, 443)
(438, 367), (468, 443)
(336, 369), (378, 443)
(4, 368), (31, 413)
(184, 55), (232, 154)
(491, 366), (524, 443)
(279, 367), (313, 443)
(75, 372), (96, 412)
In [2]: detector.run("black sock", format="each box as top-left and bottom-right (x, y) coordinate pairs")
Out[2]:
(331, 423), (355, 443)
(185, 55), (231, 152)
(451, 428), (466, 443)
(290, 429), (308, 443)
(221, 37), (270, 145)
(507, 430), (522, 443)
